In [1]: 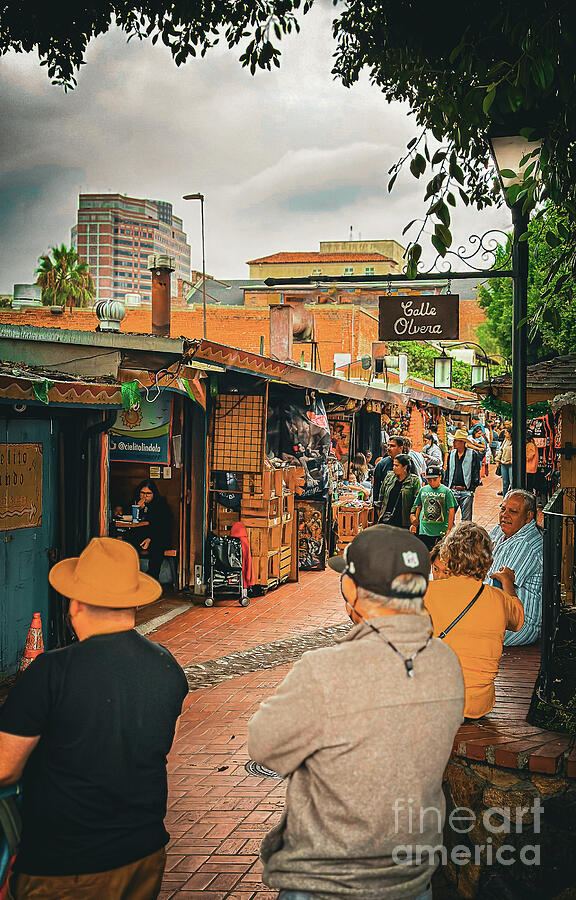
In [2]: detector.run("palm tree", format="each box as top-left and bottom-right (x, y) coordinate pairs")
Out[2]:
(35, 244), (95, 310)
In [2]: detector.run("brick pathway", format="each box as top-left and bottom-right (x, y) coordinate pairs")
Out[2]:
(151, 473), (509, 899)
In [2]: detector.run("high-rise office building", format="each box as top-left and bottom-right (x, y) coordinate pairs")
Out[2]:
(71, 193), (191, 304)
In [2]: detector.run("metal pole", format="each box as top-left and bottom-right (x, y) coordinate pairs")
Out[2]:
(200, 197), (207, 341)
(511, 202), (529, 489)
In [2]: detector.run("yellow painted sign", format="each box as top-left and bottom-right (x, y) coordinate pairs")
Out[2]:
(0, 443), (43, 530)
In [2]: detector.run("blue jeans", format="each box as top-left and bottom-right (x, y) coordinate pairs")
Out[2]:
(278, 887), (432, 900)
(452, 489), (474, 521)
(501, 463), (512, 497)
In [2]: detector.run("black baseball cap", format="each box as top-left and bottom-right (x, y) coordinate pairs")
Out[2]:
(328, 525), (430, 597)
(425, 465), (443, 478)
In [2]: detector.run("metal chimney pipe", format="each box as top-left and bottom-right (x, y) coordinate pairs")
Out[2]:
(269, 304), (294, 361)
(148, 254), (175, 337)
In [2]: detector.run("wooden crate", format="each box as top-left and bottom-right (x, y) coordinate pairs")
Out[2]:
(213, 505), (240, 537)
(242, 496), (281, 519)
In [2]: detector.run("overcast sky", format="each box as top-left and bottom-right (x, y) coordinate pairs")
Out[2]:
(0, 3), (511, 292)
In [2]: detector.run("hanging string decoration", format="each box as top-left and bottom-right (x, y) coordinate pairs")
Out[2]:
(121, 380), (141, 410)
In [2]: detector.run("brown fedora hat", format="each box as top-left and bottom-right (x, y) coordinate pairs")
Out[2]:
(49, 537), (162, 608)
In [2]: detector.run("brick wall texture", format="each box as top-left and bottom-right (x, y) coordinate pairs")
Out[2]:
(0, 297), (485, 366)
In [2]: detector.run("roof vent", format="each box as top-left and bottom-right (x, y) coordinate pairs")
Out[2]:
(95, 298), (126, 332)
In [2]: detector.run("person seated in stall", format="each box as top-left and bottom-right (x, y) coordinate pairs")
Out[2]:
(123, 480), (171, 582)
(425, 523), (524, 719)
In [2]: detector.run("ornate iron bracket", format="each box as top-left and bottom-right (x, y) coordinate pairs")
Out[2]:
(405, 229), (513, 277)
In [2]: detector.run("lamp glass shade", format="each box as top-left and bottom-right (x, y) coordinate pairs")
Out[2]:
(488, 135), (542, 191)
(471, 364), (488, 387)
(434, 355), (452, 390)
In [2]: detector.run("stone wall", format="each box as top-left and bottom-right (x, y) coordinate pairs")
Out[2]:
(441, 758), (576, 898)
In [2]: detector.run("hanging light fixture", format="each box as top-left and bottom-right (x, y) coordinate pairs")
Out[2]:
(487, 133), (542, 201)
(471, 364), (488, 388)
(434, 350), (452, 390)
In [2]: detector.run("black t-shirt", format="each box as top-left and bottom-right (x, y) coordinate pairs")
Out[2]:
(0, 630), (188, 876)
(450, 452), (466, 489)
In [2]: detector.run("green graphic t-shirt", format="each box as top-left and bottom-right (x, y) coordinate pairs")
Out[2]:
(412, 484), (456, 536)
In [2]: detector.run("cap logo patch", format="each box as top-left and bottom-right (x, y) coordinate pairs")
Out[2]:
(402, 551), (420, 569)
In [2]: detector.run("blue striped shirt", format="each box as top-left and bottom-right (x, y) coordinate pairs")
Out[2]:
(488, 521), (543, 645)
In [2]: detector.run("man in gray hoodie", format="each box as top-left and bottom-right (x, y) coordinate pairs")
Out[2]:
(248, 526), (464, 900)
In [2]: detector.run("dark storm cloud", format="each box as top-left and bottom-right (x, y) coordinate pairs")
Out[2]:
(0, 165), (85, 290)
(0, 5), (511, 287)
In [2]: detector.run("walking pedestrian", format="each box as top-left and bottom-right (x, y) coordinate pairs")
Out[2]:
(0, 538), (188, 900)
(378, 454), (421, 528)
(411, 464), (456, 550)
(248, 526), (464, 900)
(526, 430), (539, 493)
(372, 435), (408, 510)
(496, 426), (513, 496)
(443, 429), (482, 521)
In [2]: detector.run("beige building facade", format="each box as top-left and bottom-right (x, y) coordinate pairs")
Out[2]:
(247, 240), (404, 280)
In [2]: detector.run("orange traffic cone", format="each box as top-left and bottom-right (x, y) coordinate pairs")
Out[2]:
(20, 612), (44, 672)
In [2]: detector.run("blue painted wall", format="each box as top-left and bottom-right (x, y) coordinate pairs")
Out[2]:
(1, 417), (58, 677)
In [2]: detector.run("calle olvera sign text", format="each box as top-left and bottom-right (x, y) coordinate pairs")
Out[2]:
(378, 294), (459, 341)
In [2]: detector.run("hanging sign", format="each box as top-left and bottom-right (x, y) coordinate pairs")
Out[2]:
(379, 294), (459, 341)
(109, 394), (172, 464)
(0, 443), (43, 531)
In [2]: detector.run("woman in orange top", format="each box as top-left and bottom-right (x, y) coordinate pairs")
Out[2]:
(424, 523), (524, 719)
(526, 429), (539, 493)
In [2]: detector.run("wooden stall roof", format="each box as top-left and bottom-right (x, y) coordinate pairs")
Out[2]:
(477, 353), (576, 404)
(185, 338), (465, 409)
(0, 363), (123, 408)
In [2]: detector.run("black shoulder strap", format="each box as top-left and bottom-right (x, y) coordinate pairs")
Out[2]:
(438, 584), (485, 639)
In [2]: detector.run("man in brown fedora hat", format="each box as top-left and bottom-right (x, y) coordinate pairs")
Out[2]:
(443, 428), (483, 521)
(0, 538), (188, 900)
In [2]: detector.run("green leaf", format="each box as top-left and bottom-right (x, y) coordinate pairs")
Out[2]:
(410, 243), (423, 264)
(545, 231), (562, 249)
(402, 219), (417, 235)
(482, 88), (496, 114)
(434, 223), (452, 247)
(458, 188), (470, 206)
(447, 192), (456, 207)
(449, 155), (465, 184)
(498, 169), (517, 179)
(431, 234), (447, 257)
(387, 173), (398, 192)
(410, 153), (426, 178)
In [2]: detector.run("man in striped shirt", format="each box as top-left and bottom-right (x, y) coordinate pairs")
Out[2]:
(487, 489), (543, 645)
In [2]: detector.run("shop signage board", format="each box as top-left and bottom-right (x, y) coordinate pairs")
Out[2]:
(379, 294), (459, 341)
(0, 442), (43, 530)
(109, 394), (171, 464)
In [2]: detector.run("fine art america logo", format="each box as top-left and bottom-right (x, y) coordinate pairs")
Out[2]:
(392, 798), (543, 867)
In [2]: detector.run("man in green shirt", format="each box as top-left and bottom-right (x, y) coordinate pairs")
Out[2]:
(411, 465), (456, 551)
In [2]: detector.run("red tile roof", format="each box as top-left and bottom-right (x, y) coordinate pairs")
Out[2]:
(247, 252), (393, 265)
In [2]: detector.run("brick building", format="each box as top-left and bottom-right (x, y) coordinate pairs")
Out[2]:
(71, 193), (191, 304)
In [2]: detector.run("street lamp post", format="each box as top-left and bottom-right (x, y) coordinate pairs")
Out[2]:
(183, 192), (207, 340)
(488, 133), (541, 490)
(511, 200), (529, 490)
